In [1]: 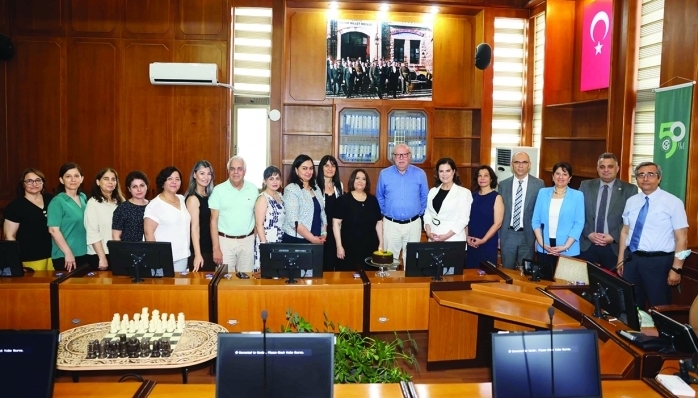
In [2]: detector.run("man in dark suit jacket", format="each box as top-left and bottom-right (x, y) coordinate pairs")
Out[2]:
(497, 152), (545, 269)
(578, 153), (637, 270)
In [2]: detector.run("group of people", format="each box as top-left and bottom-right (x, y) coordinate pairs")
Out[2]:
(2, 147), (688, 310)
(326, 57), (428, 99)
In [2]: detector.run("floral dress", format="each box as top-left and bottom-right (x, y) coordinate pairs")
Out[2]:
(254, 192), (285, 270)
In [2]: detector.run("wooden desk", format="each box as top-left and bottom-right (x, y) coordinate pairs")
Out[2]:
(367, 270), (501, 332)
(217, 271), (365, 333)
(57, 272), (212, 332)
(0, 271), (59, 329)
(52, 381), (666, 397)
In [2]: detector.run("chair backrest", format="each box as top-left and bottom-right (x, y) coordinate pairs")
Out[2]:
(689, 295), (698, 332)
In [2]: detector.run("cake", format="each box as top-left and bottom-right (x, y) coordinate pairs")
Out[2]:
(372, 250), (394, 265)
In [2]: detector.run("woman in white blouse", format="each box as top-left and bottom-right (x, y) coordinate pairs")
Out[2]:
(84, 168), (125, 271)
(144, 166), (191, 272)
(423, 158), (473, 243)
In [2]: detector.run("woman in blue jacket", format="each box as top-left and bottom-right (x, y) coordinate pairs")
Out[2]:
(531, 162), (584, 267)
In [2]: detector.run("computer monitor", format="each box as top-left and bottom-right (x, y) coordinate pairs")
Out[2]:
(0, 329), (58, 398)
(522, 258), (555, 282)
(405, 241), (465, 280)
(216, 332), (335, 398)
(491, 329), (602, 398)
(584, 262), (640, 331)
(259, 243), (323, 283)
(650, 309), (698, 353)
(0, 241), (24, 277)
(107, 241), (175, 282)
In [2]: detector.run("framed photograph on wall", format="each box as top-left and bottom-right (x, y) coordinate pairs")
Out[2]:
(326, 19), (433, 101)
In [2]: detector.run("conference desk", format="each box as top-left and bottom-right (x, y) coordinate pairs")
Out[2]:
(57, 271), (212, 332)
(0, 270), (59, 329)
(52, 380), (667, 397)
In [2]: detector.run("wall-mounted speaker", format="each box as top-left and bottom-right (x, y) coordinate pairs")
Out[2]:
(0, 33), (13, 61)
(474, 43), (492, 70)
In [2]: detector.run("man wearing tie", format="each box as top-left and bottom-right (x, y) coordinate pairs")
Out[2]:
(617, 162), (688, 308)
(497, 152), (544, 269)
(578, 153), (636, 270)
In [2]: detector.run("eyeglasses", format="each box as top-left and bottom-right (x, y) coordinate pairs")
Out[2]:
(393, 153), (411, 158)
(24, 179), (43, 185)
(637, 172), (658, 179)
(512, 161), (530, 165)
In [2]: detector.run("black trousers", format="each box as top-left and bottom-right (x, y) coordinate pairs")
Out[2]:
(579, 243), (618, 270)
(621, 248), (674, 309)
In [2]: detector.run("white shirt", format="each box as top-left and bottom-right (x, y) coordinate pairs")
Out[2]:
(509, 175), (529, 228)
(548, 198), (564, 239)
(622, 188), (688, 252)
(84, 198), (118, 255)
(144, 195), (191, 261)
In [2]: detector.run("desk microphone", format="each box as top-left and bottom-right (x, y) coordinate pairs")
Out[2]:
(548, 306), (555, 398)
(261, 309), (268, 398)
(610, 253), (632, 273)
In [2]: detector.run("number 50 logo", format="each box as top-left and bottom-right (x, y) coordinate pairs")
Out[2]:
(658, 121), (687, 159)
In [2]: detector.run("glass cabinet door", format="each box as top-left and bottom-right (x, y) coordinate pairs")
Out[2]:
(338, 109), (380, 163)
(388, 110), (427, 163)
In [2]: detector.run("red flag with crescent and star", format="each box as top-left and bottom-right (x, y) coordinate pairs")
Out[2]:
(580, 0), (613, 91)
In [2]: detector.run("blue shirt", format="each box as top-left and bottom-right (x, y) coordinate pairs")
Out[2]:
(376, 165), (429, 220)
(622, 187), (688, 252)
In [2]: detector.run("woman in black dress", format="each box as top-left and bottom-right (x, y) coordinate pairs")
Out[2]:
(333, 169), (383, 271)
(111, 170), (149, 242)
(185, 160), (216, 272)
(317, 155), (343, 272)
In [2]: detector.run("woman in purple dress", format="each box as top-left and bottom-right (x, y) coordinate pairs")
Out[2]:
(466, 166), (504, 268)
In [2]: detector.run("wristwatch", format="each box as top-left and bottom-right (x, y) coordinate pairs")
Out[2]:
(671, 267), (683, 275)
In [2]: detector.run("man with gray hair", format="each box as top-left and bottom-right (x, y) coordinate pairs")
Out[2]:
(578, 153), (637, 270)
(209, 156), (258, 272)
(617, 161), (688, 308)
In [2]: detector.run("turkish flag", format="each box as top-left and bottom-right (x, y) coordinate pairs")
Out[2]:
(580, 0), (613, 91)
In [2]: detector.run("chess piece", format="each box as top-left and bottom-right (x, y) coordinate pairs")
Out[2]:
(118, 340), (128, 358)
(152, 309), (159, 321)
(142, 307), (148, 316)
(149, 319), (156, 333)
(99, 341), (107, 359)
(156, 319), (164, 334)
(177, 313), (185, 331)
(134, 313), (140, 323)
(151, 340), (161, 358)
(166, 314), (175, 333)
(86, 340), (96, 359)
(161, 338), (171, 357)
(108, 341), (119, 358)
(120, 319), (128, 333)
(128, 320), (136, 334)
(110, 315), (119, 334)
(140, 341), (151, 358)
(161, 313), (168, 324)
(127, 337), (140, 358)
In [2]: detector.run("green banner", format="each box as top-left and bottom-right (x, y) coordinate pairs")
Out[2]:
(654, 82), (694, 202)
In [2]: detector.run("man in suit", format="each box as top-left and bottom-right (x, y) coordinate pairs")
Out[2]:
(578, 153), (637, 270)
(497, 152), (545, 269)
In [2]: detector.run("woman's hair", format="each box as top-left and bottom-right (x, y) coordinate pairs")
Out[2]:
(288, 154), (317, 189)
(125, 170), (150, 191)
(57, 162), (83, 193)
(16, 167), (47, 197)
(90, 168), (125, 204)
(348, 169), (371, 194)
(433, 157), (462, 186)
(473, 165), (498, 191)
(185, 160), (215, 197)
(552, 162), (573, 177)
(155, 166), (183, 193)
(317, 155), (342, 196)
(262, 166), (282, 191)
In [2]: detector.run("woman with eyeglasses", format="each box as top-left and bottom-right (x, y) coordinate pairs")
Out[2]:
(84, 168), (126, 271)
(423, 158), (472, 250)
(531, 162), (585, 267)
(112, 170), (149, 242)
(3, 168), (54, 270)
(47, 162), (89, 272)
(317, 155), (343, 271)
(185, 160), (216, 272)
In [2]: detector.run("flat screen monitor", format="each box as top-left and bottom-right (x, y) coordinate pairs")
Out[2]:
(405, 241), (465, 280)
(259, 243), (323, 283)
(491, 329), (602, 398)
(216, 332), (335, 398)
(0, 241), (24, 277)
(0, 329), (58, 398)
(584, 262), (640, 331)
(650, 309), (698, 353)
(107, 241), (175, 281)
(522, 258), (555, 282)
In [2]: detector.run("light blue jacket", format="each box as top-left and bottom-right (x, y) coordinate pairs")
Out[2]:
(282, 183), (327, 238)
(531, 187), (585, 255)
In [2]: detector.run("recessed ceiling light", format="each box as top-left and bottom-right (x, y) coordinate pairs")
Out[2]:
(329, 2), (339, 10)
(379, 4), (390, 12)
(429, 6), (439, 14)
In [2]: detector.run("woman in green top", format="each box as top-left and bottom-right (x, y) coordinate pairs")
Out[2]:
(47, 162), (89, 272)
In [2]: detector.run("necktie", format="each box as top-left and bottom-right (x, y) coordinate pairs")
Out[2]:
(512, 180), (523, 230)
(595, 185), (609, 233)
(628, 197), (649, 252)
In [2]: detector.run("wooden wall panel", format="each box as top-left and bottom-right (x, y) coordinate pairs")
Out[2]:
(172, 40), (228, 173)
(0, 59), (7, 198)
(176, 0), (228, 40)
(12, 0), (67, 36)
(6, 38), (65, 192)
(66, 39), (119, 181)
(543, 0), (575, 105)
(286, 10), (326, 102)
(123, 0), (172, 37)
(69, 0), (120, 37)
(0, 0), (9, 34)
(432, 15), (476, 108)
(119, 40), (173, 186)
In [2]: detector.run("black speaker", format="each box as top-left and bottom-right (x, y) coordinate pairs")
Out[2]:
(474, 43), (492, 70)
(0, 33), (13, 61)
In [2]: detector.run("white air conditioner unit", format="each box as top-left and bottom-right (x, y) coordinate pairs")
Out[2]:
(149, 62), (219, 86)
(494, 146), (540, 182)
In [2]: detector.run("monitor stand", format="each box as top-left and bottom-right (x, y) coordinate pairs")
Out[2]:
(284, 255), (300, 284)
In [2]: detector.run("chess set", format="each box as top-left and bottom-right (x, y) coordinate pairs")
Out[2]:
(85, 308), (185, 360)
